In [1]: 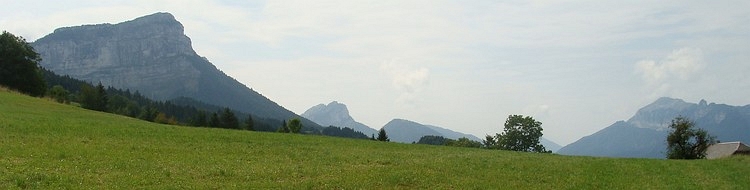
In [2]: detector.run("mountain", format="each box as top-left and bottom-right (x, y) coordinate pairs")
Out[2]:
(540, 138), (563, 152)
(382, 119), (482, 143)
(558, 97), (750, 158)
(31, 12), (322, 131)
(301, 101), (378, 136)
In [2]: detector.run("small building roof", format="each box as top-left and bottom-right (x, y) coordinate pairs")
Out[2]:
(706, 141), (750, 159)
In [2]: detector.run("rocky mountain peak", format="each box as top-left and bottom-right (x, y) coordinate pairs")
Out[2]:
(301, 101), (377, 136)
(302, 101), (353, 123)
(628, 97), (695, 130)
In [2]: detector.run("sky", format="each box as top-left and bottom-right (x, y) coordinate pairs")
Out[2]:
(3, 0), (749, 145)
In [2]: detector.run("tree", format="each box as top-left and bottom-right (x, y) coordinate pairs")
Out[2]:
(483, 135), (497, 149)
(79, 83), (108, 112)
(322, 126), (369, 139)
(191, 111), (208, 127)
(244, 114), (254, 131)
(0, 31), (46, 97)
(48, 85), (70, 103)
(277, 120), (290, 133)
(417, 135), (450, 145)
(287, 118), (302, 133)
(95, 82), (108, 111)
(492, 115), (549, 153)
(447, 137), (483, 148)
(377, 128), (389, 142)
(208, 112), (220, 128)
(79, 84), (99, 111)
(219, 108), (239, 129)
(666, 116), (716, 159)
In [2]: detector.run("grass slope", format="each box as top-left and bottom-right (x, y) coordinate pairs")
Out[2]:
(1, 89), (749, 189)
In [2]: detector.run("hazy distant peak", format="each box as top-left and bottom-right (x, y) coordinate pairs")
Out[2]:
(325, 101), (350, 115)
(301, 101), (377, 136)
(648, 97), (690, 110)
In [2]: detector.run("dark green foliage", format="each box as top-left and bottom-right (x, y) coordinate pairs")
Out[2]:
(39, 67), (293, 131)
(95, 82), (108, 111)
(78, 82), (108, 112)
(446, 137), (483, 148)
(490, 115), (549, 153)
(417, 135), (450, 145)
(666, 116), (716, 159)
(209, 112), (220, 128)
(277, 120), (290, 133)
(418, 135), (482, 148)
(138, 106), (159, 122)
(322, 126), (369, 139)
(287, 118), (302, 133)
(191, 111), (208, 127)
(48, 85), (69, 103)
(483, 135), (497, 148)
(79, 83), (107, 112)
(219, 108), (239, 129)
(377, 128), (389, 142)
(0, 31), (46, 97)
(244, 114), (254, 131)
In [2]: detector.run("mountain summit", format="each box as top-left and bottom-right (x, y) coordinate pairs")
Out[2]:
(301, 101), (377, 136)
(31, 12), (321, 129)
(558, 97), (750, 158)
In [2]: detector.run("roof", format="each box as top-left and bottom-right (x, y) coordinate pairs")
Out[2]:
(706, 142), (750, 159)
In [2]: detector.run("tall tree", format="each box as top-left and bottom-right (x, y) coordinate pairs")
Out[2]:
(192, 111), (208, 127)
(219, 108), (239, 129)
(209, 112), (220, 128)
(95, 82), (108, 112)
(666, 116), (716, 159)
(493, 115), (549, 153)
(0, 31), (46, 96)
(377, 128), (389, 142)
(277, 120), (290, 133)
(287, 118), (302, 133)
(483, 135), (497, 149)
(244, 114), (254, 131)
(79, 84), (98, 110)
(48, 85), (69, 103)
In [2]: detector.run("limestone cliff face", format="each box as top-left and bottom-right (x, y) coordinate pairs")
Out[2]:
(33, 13), (200, 99)
(32, 12), (321, 129)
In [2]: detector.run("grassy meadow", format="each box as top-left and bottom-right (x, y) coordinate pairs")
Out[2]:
(1, 89), (749, 189)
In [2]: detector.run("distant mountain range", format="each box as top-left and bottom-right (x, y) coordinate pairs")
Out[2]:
(31, 12), (322, 131)
(301, 101), (562, 151)
(382, 119), (482, 143)
(558, 97), (750, 158)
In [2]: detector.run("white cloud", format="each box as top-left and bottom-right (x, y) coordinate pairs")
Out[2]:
(380, 59), (430, 106)
(635, 47), (704, 83)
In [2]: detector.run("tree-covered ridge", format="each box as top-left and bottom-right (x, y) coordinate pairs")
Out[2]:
(322, 126), (369, 139)
(40, 65), (295, 133)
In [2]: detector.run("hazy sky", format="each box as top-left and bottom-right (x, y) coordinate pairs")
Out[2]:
(3, 0), (749, 145)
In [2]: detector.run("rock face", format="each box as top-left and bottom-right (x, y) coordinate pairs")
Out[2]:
(558, 97), (750, 158)
(301, 101), (378, 136)
(382, 119), (482, 143)
(31, 12), (320, 129)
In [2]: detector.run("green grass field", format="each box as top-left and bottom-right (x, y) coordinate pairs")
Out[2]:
(1, 89), (748, 189)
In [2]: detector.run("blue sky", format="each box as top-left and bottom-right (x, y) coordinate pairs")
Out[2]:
(3, 0), (749, 145)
